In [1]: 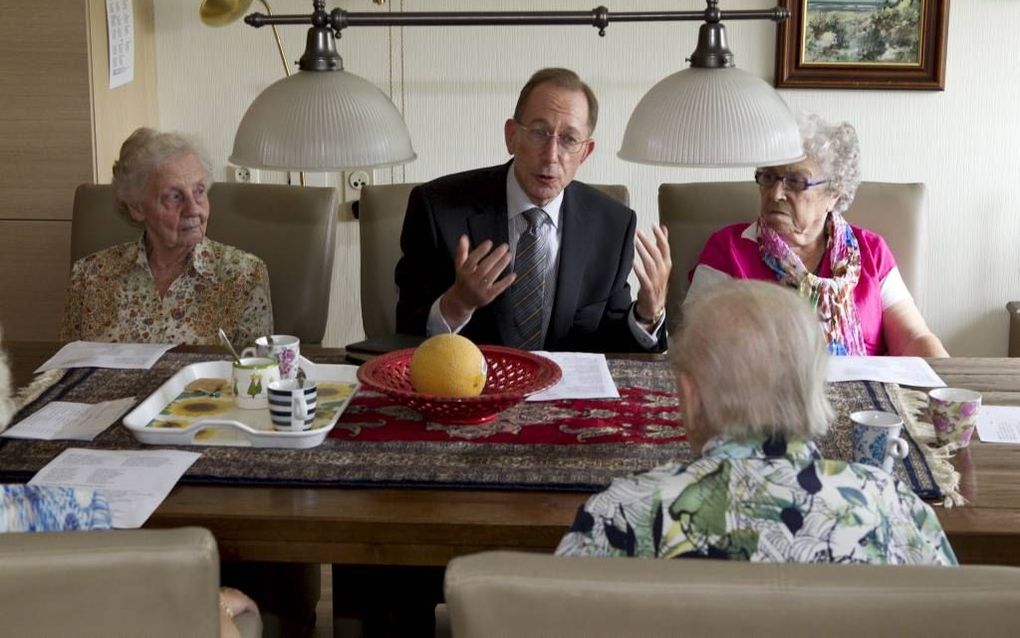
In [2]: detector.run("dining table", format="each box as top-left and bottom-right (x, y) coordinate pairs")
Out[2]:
(5, 341), (1020, 568)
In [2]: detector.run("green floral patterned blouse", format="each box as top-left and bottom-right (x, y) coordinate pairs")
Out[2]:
(556, 435), (957, 565)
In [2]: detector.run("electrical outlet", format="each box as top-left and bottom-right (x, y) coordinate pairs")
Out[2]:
(231, 166), (256, 183)
(348, 170), (371, 190)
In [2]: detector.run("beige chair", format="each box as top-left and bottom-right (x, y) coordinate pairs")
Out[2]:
(441, 551), (1020, 638)
(357, 182), (630, 339)
(1008, 301), (1020, 357)
(658, 181), (926, 335)
(70, 182), (339, 344)
(0, 527), (261, 638)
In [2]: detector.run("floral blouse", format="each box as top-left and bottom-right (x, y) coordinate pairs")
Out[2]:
(1, 484), (112, 532)
(61, 236), (273, 347)
(556, 435), (957, 565)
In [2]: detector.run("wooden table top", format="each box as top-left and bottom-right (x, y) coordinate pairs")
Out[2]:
(6, 342), (1020, 566)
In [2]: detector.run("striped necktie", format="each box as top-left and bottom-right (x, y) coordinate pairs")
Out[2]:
(512, 208), (548, 350)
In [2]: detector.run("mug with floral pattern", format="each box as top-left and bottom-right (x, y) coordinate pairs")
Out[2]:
(242, 335), (300, 380)
(929, 388), (982, 448)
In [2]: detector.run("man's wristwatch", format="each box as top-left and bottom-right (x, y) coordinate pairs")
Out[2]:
(635, 305), (665, 326)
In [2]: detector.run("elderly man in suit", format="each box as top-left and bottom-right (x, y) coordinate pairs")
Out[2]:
(396, 68), (671, 353)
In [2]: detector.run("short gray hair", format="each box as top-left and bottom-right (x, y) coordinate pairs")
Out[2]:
(672, 280), (833, 441)
(513, 68), (599, 135)
(799, 113), (861, 215)
(111, 127), (213, 211)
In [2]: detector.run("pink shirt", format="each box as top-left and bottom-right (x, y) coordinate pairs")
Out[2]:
(688, 222), (909, 356)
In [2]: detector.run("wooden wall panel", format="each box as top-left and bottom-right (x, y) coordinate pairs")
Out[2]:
(0, 221), (72, 340)
(0, 3), (92, 222)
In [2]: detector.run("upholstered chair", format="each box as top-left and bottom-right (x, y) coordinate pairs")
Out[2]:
(657, 181), (926, 335)
(0, 527), (261, 637)
(439, 551), (1020, 638)
(1008, 301), (1020, 356)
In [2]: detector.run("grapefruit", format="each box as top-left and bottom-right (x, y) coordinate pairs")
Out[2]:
(409, 334), (487, 397)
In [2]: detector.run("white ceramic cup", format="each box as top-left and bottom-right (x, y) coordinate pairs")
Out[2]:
(267, 379), (318, 431)
(850, 410), (909, 473)
(242, 335), (301, 380)
(232, 357), (280, 410)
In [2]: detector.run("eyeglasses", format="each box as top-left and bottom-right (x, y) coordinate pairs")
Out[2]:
(514, 121), (591, 155)
(754, 169), (829, 193)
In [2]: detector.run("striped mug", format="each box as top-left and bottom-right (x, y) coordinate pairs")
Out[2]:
(267, 379), (317, 431)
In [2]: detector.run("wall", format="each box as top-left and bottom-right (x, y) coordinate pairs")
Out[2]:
(153, 0), (1020, 355)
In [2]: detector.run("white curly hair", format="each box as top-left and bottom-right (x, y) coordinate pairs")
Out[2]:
(798, 113), (861, 215)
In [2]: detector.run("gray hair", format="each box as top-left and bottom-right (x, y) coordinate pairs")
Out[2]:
(514, 67), (599, 135)
(799, 113), (861, 215)
(672, 280), (833, 441)
(111, 127), (213, 212)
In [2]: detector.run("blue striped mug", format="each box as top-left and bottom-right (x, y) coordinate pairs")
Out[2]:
(267, 379), (317, 431)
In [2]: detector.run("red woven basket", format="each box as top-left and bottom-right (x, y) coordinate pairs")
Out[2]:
(356, 346), (562, 425)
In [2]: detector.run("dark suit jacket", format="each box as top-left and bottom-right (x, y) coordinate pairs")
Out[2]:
(395, 163), (665, 353)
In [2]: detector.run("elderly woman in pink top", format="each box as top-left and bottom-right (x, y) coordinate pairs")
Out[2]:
(687, 114), (947, 357)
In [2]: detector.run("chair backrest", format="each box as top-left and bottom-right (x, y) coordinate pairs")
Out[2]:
(0, 527), (226, 638)
(444, 551), (1020, 638)
(1008, 301), (1020, 357)
(71, 182), (339, 344)
(658, 181), (926, 335)
(357, 182), (630, 339)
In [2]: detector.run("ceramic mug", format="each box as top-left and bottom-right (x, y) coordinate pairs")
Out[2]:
(929, 388), (982, 448)
(242, 335), (301, 380)
(232, 357), (280, 410)
(850, 410), (909, 473)
(267, 379), (318, 432)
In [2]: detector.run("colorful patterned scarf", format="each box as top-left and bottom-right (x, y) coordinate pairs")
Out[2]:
(758, 211), (866, 356)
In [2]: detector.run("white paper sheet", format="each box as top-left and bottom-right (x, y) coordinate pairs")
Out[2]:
(825, 356), (946, 387)
(1, 398), (135, 441)
(526, 352), (619, 401)
(35, 341), (175, 373)
(29, 448), (200, 528)
(976, 405), (1020, 444)
(106, 0), (134, 88)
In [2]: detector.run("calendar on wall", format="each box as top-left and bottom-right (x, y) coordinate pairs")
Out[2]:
(106, 0), (134, 89)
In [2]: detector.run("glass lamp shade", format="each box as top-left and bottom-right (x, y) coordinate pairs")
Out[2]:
(231, 69), (417, 171)
(618, 66), (804, 168)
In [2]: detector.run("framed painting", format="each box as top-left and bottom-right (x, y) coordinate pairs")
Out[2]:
(774, 0), (949, 90)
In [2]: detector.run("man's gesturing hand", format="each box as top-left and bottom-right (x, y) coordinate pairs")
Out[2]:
(634, 224), (671, 326)
(439, 235), (517, 328)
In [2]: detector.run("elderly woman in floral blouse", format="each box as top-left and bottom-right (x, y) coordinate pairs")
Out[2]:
(557, 280), (956, 565)
(61, 127), (272, 346)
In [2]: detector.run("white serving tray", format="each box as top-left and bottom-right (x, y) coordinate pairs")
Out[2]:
(122, 356), (359, 449)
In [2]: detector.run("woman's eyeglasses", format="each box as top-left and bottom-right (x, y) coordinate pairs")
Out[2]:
(754, 170), (829, 193)
(514, 121), (590, 155)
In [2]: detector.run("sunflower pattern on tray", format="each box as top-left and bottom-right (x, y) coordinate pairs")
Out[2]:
(146, 378), (234, 440)
(146, 377), (357, 434)
(310, 382), (357, 428)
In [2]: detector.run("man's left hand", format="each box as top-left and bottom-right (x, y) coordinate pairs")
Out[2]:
(633, 224), (671, 323)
